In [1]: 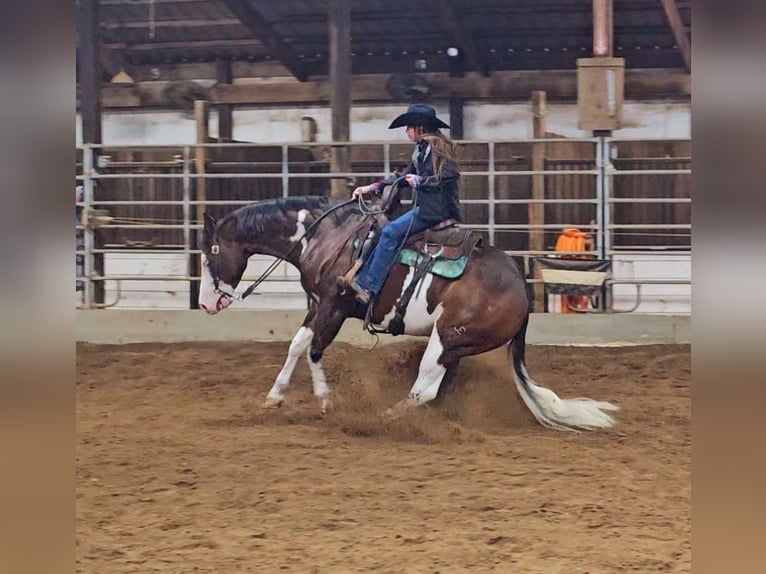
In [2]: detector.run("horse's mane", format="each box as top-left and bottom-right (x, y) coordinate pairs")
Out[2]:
(227, 195), (357, 240)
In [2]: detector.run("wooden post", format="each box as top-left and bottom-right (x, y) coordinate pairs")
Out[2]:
(77, 0), (104, 305)
(590, 0), (616, 138)
(194, 100), (209, 222)
(190, 100), (209, 309)
(329, 0), (351, 198)
(531, 91), (547, 312)
(592, 0), (613, 57)
(216, 60), (233, 141)
(449, 97), (464, 139)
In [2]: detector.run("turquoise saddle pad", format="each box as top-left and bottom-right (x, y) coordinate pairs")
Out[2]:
(396, 249), (468, 279)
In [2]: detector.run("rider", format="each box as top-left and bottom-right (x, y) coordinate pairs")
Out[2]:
(344, 103), (461, 305)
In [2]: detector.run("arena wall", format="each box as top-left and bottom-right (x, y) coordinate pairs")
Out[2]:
(76, 309), (690, 347)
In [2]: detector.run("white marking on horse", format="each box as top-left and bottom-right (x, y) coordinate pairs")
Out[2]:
(288, 209), (310, 254)
(307, 351), (331, 412)
(198, 254), (234, 315)
(264, 326), (331, 411)
(387, 323), (447, 416)
(379, 268), (442, 336)
(265, 326), (313, 404)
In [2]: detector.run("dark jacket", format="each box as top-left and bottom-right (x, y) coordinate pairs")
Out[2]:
(379, 139), (461, 223)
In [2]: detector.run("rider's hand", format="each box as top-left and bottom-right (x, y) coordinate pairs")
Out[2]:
(352, 185), (368, 199)
(352, 184), (378, 199)
(405, 174), (422, 189)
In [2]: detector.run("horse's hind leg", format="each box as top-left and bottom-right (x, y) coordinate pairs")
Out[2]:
(387, 324), (448, 416)
(436, 359), (461, 400)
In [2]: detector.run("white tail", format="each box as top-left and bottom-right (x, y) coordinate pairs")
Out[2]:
(512, 361), (619, 431)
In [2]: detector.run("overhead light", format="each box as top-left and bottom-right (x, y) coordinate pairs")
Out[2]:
(447, 47), (459, 57)
(110, 69), (134, 84)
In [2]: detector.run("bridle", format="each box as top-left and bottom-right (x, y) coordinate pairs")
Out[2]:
(206, 244), (238, 302)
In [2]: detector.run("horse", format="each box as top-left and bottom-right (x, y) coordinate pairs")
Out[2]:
(198, 194), (618, 431)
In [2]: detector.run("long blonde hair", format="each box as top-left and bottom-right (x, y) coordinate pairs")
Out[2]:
(420, 129), (458, 180)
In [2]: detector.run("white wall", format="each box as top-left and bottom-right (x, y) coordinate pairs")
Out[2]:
(75, 100), (690, 145)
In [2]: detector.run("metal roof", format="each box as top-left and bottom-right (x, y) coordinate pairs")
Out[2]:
(84, 0), (691, 82)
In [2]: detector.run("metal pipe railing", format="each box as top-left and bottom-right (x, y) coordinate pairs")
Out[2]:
(75, 138), (691, 310)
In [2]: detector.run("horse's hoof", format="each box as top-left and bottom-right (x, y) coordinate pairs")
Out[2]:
(318, 397), (332, 415)
(262, 396), (284, 409)
(385, 399), (413, 419)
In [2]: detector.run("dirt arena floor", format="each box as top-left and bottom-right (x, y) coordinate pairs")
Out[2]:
(76, 340), (690, 574)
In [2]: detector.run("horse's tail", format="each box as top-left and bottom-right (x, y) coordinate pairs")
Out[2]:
(508, 316), (619, 431)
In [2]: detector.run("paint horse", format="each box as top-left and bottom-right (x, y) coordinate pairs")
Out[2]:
(198, 195), (618, 431)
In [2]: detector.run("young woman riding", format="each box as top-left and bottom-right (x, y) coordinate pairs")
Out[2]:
(345, 103), (462, 305)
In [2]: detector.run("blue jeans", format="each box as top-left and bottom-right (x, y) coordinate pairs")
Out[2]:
(355, 207), (434, 295)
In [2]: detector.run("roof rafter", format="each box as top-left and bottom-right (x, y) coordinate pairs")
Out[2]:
(430, 0), (490, 77)
(659, 0), (691, 72)
(220, 0), (307, 81)
(100, 19), (241, 30)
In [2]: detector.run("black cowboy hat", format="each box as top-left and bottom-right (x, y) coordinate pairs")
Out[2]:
(388, 103), (451, 131)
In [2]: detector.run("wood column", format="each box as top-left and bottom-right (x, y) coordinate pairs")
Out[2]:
(329, 0), (351, 198)
(77, 0), (104, 305)
(591, 0), (615, 138)
(190, 100), (209, 309)
(77, 0), (102, 145)
(531, 91), (547, 312)
(216, 60), (233, 141)
(592, 0), (613, 57)
(449, 97), (464, 139)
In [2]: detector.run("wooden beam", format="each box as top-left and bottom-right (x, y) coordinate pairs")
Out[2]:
(85, 70), (691, 109)
(194, 100), (210, 221)
(216, 61), (233, 142)
(530, 91), (546, 312)
(329, 0), (351, 198)
(592, 0), (613, 57)
(100, 19), (241, 30)
(660, 0), (691, 73)
(77, 0), (105, 306)
(448, 97), (464, 139)
(190, 100), (209, 309)
(220, 0), (307, 81)
(432, 0), (490, 77)
(106, 39), (263, 52)
(100, 0), (210, 4)
(77, 0), (102, 143)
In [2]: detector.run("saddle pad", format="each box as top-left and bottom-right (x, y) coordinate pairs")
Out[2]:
(397, 249), (468, 279)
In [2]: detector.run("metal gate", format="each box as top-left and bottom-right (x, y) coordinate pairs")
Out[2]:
(75, 138), (690, 311)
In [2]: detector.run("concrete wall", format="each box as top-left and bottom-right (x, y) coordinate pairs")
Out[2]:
(76, 309), (690, 347)
(75, 101), (690, 145)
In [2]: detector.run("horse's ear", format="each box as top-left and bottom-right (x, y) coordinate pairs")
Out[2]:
(203, 212), (216, 238)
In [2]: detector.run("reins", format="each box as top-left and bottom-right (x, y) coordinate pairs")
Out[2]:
(234, 197), (358, 301)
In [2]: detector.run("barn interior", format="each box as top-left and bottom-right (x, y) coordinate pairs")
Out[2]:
(75, 0), (691, 313)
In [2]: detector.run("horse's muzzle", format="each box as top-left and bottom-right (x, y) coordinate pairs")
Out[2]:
(200, 295), (231, 315)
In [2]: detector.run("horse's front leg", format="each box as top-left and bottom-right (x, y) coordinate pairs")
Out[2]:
(263, 303), (317, 408)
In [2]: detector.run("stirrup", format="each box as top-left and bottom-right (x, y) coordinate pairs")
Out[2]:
(335, 275), (350, 289)
(348, 280), (371, 305)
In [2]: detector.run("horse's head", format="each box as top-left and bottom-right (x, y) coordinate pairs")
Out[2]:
(198, 212), (248, 315)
